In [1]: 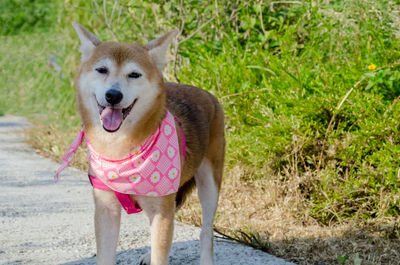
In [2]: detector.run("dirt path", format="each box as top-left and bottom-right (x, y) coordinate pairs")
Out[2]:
(0, 115), (295, 265)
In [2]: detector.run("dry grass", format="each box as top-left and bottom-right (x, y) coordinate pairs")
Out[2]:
(177, 163), (400, 265)
(26, 124), (400, 264)
(26, 122), (88, 172)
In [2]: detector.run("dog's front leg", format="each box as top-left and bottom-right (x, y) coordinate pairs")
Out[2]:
(93, 189), (121, 265)
(138, 195), (175, 265)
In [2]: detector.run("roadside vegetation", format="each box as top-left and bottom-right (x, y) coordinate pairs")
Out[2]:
(1, 0), (400, 264)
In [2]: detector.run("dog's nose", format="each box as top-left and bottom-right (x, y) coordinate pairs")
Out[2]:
(105, 89), (123, 105)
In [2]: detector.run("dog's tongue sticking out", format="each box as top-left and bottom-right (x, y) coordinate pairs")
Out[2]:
(100, 107), (123, 132)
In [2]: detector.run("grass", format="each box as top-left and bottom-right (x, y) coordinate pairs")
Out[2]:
(2, 0), (400, 264)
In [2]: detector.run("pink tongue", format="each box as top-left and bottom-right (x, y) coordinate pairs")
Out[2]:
(100, 107), (123, 131)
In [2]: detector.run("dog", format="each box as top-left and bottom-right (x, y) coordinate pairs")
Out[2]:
(70, 22), (225, 265)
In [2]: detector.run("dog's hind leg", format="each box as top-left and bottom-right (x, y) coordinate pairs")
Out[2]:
(93, 189), (122, 265)
(195, 103), (225, 265)
(195, 156), (223, 265)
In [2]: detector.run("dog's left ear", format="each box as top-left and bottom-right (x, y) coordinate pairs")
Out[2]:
(145, 30), (179, 73)
(72, 22), (101, 62)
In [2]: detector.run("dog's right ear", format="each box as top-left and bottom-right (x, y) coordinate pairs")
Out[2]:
(72, 22), (101, 62)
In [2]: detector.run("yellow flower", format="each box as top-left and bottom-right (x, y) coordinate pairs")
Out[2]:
(368, 64), (377, 70)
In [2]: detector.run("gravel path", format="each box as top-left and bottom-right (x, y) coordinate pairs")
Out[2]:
(0, 115), (296, 265)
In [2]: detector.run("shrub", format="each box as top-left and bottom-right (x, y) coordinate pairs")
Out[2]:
(0, 0), (57, 35)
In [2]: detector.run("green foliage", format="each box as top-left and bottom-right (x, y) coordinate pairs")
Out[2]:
(338, 253), (362, 265)
(1, 0), (400, 225)
(338, 254), (349, 263)
(365, 68), (400, 100)
(0, 0), (57, 35)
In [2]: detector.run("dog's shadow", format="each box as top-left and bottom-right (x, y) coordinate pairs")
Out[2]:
(60, 239), (286, 265)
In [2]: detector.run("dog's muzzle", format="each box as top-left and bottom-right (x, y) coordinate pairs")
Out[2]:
(98, 98), (138, 132)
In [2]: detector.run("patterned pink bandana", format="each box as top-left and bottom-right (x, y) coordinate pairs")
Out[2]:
(54, 111), (182, 198)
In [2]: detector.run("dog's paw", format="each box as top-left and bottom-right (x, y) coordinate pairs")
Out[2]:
(139, 252), (151, 265)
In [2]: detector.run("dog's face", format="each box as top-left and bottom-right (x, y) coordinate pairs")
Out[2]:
(73, 22), (177, 134)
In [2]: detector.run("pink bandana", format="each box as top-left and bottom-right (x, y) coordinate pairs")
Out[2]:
(54, 111), (184, 213)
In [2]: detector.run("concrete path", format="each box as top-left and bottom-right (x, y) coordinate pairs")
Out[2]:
(0, 115), (295, 265)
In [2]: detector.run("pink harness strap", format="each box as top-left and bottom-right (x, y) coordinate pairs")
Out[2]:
(175, 116), (186, 158)
(89, 175), (142, 214)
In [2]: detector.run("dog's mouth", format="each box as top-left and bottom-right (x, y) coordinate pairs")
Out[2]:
(97, 98), (138, 133)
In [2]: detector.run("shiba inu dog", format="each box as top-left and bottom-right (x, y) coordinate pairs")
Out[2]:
(71, 22), (225, 265)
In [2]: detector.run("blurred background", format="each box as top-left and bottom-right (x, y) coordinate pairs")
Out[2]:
(1, 0), (400, 264)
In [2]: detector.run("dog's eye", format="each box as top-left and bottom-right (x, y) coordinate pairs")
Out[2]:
(128, 72), (142, 79)
(96, 67), (109, 75)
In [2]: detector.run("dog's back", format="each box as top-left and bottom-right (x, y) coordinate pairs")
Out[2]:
(165, 82), (225, 207)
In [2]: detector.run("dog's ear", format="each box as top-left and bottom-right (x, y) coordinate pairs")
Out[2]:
(145, 30), (179, 73)
(72, 22), (101, 62)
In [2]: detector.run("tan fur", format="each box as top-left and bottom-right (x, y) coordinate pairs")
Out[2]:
(72, 22), (225, 265)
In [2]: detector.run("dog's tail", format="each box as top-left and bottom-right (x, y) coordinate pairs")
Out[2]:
(175, 177), (196, 210)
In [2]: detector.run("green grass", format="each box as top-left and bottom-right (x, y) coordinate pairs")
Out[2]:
(0, 32), (78, 128)
(2, 0), (400, 228)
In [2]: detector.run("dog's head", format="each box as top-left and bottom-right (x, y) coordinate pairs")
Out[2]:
(72, 22), (177, 134)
